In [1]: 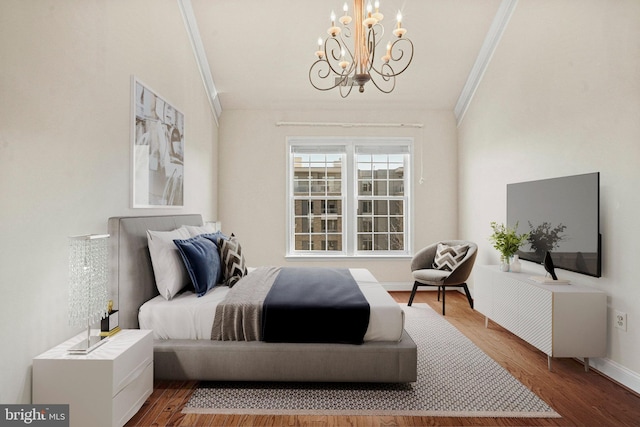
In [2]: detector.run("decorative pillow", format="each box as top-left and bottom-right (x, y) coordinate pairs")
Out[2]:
(220, 235), (247, 288)
(147, 227), (192, 300)
(173, 235), (222, 297)
(433, 243), (470, 272)
(200, 231), (228, 247)
(184, 224), (217, 237)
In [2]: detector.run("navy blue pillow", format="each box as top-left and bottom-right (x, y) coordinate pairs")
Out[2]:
(173, 235), (222, 297)
(200, 231), (228, 246)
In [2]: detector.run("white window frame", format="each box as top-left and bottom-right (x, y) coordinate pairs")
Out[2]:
(286, 137), (413, 259)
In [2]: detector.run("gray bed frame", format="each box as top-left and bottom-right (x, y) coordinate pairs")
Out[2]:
(108, 214), (417, 383)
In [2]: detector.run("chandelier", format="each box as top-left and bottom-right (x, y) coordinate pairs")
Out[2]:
(309, 0), (414, 97)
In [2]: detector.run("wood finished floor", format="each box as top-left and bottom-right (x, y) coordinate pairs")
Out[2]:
(125, 291), (640, 426)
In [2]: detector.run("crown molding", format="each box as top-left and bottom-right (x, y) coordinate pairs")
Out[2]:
(177, 0), (221, 126)
(455, 0), (519, 127)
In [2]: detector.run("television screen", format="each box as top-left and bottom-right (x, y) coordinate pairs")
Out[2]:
(507, 172), (601, 277)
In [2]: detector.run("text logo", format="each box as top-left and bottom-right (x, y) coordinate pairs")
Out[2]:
(0, 405), (68, 427)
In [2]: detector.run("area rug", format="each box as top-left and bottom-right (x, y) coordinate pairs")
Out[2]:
(182, 304), (560, 418)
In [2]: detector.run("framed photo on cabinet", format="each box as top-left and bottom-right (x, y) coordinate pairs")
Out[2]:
(132, 76), (184, 208)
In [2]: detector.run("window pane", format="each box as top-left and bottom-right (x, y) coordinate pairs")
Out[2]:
(322, 199), (341, 214)
(358, 234), (373, 251)
(322, 219), (341, 232)
(327, 179), (341, 195)
(294, 180), (309, 195)
(295, 200), (310, 215)
(358, 217), (373, 232)
(358, 168), (372, 179)
(372, 164), (388, 180)
(311, 180), (325, 195)
(388, 154), (404, 163)
(390, 234), (404, 250)
(294, 165), (310, 179)
(389, 165), (404, 179)
(310, 200), (322, 214)
(374, 200), (388, 215)
(324, 235), (342, 251)
(389, 180), (404, 196)
(374, 217), (388, 232)
(295, 238), (310, 251)
(390, 216), (404, 232)
(374, 234), (389, 250)
(358, 180), (372, 195)
(295, 217), (310, 233)
(358, 200), (372, 214)
(389, 200), (403, 215)
(373, 180), (387, 196)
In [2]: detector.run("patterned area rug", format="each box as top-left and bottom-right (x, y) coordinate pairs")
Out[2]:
(183, 304), (560, 418)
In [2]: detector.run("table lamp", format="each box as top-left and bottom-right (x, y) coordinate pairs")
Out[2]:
(67, 234), (110, 354)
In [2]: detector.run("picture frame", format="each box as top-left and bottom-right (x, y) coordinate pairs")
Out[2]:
(132, 76), (184, 208)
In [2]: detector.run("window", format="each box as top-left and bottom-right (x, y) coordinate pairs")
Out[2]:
(288, 138), (411, 257)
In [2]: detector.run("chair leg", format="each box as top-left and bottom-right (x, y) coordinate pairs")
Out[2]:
(437, 286), (441, 301)
(408, 281), (419, 306)
(441, 286), (446, 315)
(462, 283), (474, 309)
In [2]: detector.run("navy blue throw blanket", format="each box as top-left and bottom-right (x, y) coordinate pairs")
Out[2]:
(261, 268), (370, 344)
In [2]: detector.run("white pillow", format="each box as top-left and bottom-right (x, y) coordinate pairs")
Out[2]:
(147, 227), (192, 300)
(184, 224), (217, 237)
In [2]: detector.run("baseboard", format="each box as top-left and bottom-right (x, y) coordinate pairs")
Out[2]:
(586, 357), (640, 396)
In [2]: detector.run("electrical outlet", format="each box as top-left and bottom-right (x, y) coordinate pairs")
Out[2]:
(614, 310), (627, 331)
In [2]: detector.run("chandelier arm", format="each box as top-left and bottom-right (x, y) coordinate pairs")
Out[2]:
(338, 30), (356, 68)
(338, 78), (355, 97)
(386, 38), (414, 76)
(368, 63), (396, 94)
(324, 37), (349, 76)
(309, 60), (350, 91)
(369, 23), (385, 51)
(365, 28), (376, 72)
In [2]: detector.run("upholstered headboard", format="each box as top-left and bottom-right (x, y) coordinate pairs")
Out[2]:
(108, 214), (203, 329)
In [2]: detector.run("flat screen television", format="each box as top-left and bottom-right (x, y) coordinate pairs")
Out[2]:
(507, 172), (601, 277)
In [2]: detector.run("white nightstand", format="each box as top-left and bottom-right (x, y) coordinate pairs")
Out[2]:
(33, 329), (153, 427)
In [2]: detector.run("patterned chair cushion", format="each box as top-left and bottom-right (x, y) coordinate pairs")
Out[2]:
(433, 243), (470, 272)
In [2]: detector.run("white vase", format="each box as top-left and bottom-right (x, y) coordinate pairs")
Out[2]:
(499, 255), (510, 272)
(510, 255), (521, 273)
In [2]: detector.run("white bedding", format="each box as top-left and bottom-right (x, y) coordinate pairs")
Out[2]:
(139, 268), (404, 342)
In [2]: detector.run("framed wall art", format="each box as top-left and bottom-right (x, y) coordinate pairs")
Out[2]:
(132, 76), (184, 208)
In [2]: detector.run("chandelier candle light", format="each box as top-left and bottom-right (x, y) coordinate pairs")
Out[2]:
(310, 0), (414, 97)
(67, 234), (110, 354)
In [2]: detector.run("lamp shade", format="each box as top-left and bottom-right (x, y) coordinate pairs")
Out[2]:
(68, 234), (110, 328)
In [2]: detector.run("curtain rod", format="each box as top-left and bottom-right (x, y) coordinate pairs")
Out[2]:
(275, 121), (423, 129)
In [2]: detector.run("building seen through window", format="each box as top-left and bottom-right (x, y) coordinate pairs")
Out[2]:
(289, 140), (411, 256)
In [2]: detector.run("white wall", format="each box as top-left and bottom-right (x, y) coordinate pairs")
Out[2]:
(458, 0), (640, 385)
(218, 109), (458, 283)
(0, 0), (218, 403)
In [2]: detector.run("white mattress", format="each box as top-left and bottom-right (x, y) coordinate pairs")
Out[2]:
(139, 268), (404, 342)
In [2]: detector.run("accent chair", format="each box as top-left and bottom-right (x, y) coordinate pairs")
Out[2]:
(408, 240), (477, 315)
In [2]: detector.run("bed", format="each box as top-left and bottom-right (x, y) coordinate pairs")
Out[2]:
(108, 214), (417, 383)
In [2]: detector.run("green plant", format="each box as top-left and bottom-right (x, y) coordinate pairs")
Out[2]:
(489, 222), (529, 259)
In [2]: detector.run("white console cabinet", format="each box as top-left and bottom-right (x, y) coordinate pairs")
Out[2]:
(474, 265), (606, 371)
(33, 329), (153, 427)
